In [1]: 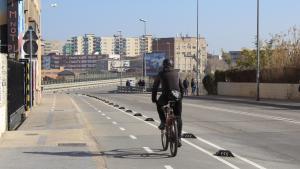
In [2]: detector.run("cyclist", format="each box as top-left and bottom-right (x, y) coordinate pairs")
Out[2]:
(152, 58), (184, 147)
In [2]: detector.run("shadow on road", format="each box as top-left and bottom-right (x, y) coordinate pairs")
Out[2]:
(23, 148), (171, 159)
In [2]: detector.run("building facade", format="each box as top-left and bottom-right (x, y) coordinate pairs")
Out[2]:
(62, 40), (73, 55)
(124, 37), (140, 57)
(140, 35), (152, 54)
(229, 51), (241, 65)
(71, 36), (84, 55)
(64, 34), (152, 57)
(100, 37), (115, 55)
(152, 36), (207, 77)
(42, 40), (64, 55)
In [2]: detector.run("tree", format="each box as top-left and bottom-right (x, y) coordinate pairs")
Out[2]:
(236, 49), (256, 69)
(221, 50), (232, 68)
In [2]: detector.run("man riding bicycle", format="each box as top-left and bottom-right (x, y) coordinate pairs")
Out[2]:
(152, 59), (184, 147)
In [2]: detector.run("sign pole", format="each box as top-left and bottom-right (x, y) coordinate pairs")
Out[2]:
(29, 28), (33, 108)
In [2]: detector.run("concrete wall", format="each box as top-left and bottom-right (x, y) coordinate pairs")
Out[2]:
(218, 82), (300, 100)
(0, 54), (7, 137)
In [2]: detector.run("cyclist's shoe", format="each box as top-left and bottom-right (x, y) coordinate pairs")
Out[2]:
(178, 139), (182, 147)
(158, 123), (165, 130)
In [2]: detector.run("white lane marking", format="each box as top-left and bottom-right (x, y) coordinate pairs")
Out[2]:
(129, 135), (137, 140)
(112, 121), (117, 125)
(182, 139), (240, 169)
(101, 100), (241, 169)
(102, 113), (106, 116)
(84, 95), (264, 169)
(70, 98), (83, 113)
(98, 110), (102, 113)
(143, 147), (153, 153)
(119, 127), (126, 131)
(164, 165), (174, 169)
(106, 116), (111, 120)
(105, 101), (266, 169)
(184, 103), (300, 125)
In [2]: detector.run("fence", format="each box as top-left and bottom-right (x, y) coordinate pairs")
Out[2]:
(42, 72), (141, 85)
(7, 60), (26, 130)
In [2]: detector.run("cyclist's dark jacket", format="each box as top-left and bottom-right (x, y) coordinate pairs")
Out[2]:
(152, 67), (184, 102)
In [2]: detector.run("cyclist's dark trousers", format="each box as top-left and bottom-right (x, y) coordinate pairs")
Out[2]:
(156, 94), (182, 138)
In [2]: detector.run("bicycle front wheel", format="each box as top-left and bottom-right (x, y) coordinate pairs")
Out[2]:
(161, 129), (168, 151)
(169, 120), (178, 157)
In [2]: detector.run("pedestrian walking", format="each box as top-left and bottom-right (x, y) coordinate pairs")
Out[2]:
(191, 78), (196, 96)
(183, 78), (189, 96)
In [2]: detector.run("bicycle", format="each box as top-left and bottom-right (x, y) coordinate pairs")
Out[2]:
(161, 101), (179, 157)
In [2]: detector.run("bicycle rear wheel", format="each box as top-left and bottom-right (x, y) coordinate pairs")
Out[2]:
(161, 129), (168, 151)
(169, 120), (178, 157)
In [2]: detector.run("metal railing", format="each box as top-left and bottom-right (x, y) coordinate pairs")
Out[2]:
(42, 72), (141, 85)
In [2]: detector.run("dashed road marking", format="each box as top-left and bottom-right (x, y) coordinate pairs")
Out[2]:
(106, 116), (111, 120)
(129, 135), (137, 140)
(102, 113), (106, 116)
(119, 127), (126, 131)
(98, 110), (102, 112)
(164, 165), (174, 169)
(143, 147), (153, 153)
(101, 98), (252, 169)
(84, 95), (266, 169)
(112, 121), (117, 125)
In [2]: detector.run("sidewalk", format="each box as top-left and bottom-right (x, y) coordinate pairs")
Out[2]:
(0, 93), (106, 169)
(186, 95), (300, 109)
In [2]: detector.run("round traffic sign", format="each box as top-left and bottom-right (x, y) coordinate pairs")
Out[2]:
(23, 41), (38, 54)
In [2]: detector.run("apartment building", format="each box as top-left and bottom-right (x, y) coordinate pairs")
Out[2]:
(71, 36), (84, 55)
(99, 37), (115, 55)
(153, 36), (207, 76)
(124, 37), (140, 57)
(140, 35), (152, 55)
(83, 34), (97, 55)
(63, 40), (73, 55)
(64, 34), (153, 57)
(42, 40), (64, 55)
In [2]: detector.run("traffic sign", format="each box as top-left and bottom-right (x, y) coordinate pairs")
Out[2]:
(23, 27), (38, 40)
(23, 41), (38, 54)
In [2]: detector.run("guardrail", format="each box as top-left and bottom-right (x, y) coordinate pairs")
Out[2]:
(42, 78), (135, 92)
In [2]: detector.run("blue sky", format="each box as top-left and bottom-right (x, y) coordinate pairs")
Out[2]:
(42, 0), (300, 53)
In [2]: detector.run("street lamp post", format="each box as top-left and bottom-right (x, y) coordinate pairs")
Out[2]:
(139, 19), (147, 79)
(256, 0), (260, 101)
(196, 0), (200, 96)
(118, 30), (123, 87)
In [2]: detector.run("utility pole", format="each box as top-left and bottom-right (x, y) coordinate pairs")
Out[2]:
(196, 0), (200, 96)
(256, 0), (260, 101)
(118, 30), (122, 86)
(139, 19), (147, 79)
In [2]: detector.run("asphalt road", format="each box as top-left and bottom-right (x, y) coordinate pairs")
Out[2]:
(68, 85), (300, 169)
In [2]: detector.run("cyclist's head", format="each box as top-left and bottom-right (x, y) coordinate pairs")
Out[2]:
(162, 58), (173, 69)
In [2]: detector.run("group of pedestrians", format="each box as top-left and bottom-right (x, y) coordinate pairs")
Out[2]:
(182, 78), (197, 96)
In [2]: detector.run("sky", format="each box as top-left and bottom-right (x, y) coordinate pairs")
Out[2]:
(42, 0), (300, 53)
